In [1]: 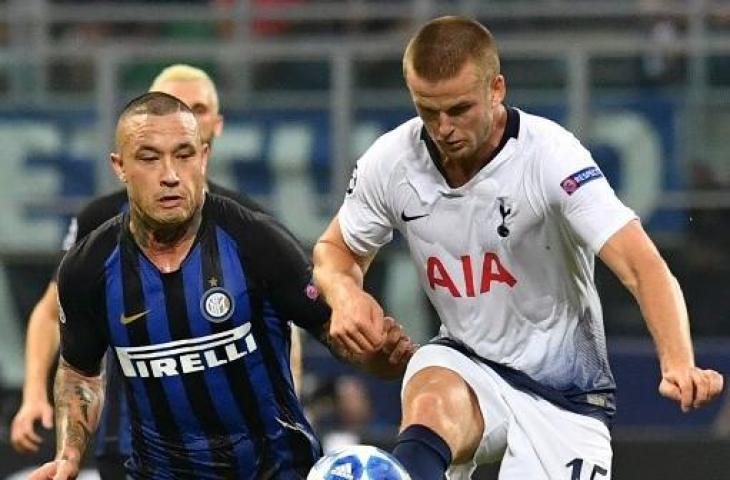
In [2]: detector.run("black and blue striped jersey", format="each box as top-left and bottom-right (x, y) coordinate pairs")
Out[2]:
(58, 193), (329, 479)
(59, 183), (268, 461)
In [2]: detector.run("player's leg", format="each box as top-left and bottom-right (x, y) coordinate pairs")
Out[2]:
(392, 344), (510, 480)
(392, 366), (482, 479)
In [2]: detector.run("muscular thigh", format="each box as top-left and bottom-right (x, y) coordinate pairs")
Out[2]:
(401, 365), (484, 462)
(402, 345), (511, 465)
(404, 345), (612, 480)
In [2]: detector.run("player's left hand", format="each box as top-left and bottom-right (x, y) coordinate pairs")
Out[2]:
(659, 366), (724, 412)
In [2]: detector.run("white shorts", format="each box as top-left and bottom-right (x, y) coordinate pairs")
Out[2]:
(402, 344), (613, 480)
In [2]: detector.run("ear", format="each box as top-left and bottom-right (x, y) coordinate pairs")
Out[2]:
(213, 113), (224, 139)
(490, 74), (506, 107)
(200, 142), (210, 176)
(110, 152), (125, 183)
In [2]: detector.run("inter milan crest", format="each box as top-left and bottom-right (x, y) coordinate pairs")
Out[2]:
(201, 287), (235, 323)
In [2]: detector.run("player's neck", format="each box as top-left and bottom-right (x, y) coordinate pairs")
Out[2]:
(129, 208), (202, 273)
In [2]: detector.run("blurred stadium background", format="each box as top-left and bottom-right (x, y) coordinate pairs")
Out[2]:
(0, 0), (728, 478)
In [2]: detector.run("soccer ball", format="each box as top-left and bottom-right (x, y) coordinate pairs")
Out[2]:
(307, 445), (411, 480)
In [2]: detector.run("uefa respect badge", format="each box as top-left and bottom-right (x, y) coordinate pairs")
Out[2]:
(560, 166), (604, 195)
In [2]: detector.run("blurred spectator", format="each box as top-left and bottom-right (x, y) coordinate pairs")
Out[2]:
(214, 0), (306, 37)
(642, 18), (682, 83)
(252, 0), (305, 36)
(309, 375), (396, 453)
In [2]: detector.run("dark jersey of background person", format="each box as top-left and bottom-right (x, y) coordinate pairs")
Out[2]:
(58, 193), (328, 479)
(58, 183), (268, 469)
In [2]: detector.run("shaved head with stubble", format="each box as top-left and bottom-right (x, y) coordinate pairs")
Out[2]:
(111, 92), (209, 246)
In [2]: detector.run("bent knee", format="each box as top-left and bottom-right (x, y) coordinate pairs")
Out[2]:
(404, 390), (451, 424)
(401, 367), (484, 462)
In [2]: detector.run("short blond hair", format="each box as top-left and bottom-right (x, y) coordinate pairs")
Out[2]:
(403, 16), (500, 83)
(149, 64), (220, 112)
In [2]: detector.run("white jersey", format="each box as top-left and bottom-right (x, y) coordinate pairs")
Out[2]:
(339, 108), (636, 414)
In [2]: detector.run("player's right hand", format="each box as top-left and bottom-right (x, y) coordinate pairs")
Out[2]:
(659, 366), (724, 412)
(329, 289), (386, 356)
(10, 398), (53, 453)
(28, 459), (79, 480)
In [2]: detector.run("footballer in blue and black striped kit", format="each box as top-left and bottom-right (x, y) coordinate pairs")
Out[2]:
(59, 193), (326, 479)
(60, 182), (269, 477)
(31, 92), (415, 480)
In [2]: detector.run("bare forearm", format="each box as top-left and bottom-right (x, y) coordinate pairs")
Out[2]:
(313, 240), (366, 306)
(600, 222), (695, 372)
(313, 216), (388, 355)
(53, 358), (105, 464)
(633, 256), (694, 371)
(599, 222), (722, 412)
(23, 283), (61, 402)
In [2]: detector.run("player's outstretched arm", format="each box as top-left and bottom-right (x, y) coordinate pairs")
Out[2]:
(28, 357), (105, 480)
(599, 219), (724, 412)
(313, 215), (386, 355)
(11, 281), (61, 453)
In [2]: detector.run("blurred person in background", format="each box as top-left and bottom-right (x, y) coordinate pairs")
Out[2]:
(27, 92), (415, 479)
(9, 63), (305, 479)
(313, 16), (724, 479)
(316, 375), (394, 454)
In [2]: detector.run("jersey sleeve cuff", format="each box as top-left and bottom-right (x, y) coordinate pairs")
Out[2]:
(590, 208), (638, 254)
(337, 205), (385, 257)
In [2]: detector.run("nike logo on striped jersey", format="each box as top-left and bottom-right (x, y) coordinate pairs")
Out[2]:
(120, 310), (150, 325)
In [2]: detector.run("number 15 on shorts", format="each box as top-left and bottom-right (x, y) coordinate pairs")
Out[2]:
(566, 458), (608, 479)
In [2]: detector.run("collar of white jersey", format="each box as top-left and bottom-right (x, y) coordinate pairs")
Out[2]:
(406, 106), (520, 204)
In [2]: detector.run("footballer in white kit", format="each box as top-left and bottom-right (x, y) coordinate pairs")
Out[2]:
(338, 107), (633, 478)
(316, 16), (722, 480)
